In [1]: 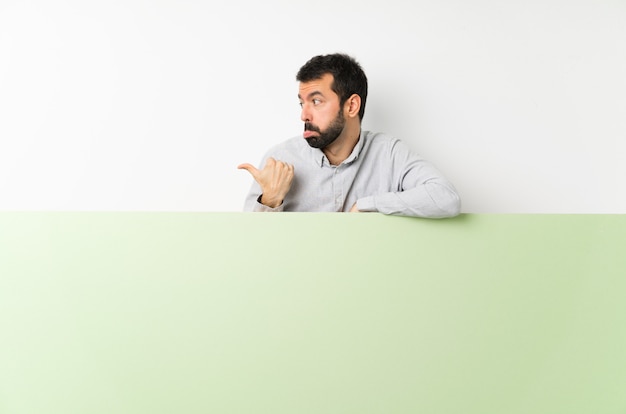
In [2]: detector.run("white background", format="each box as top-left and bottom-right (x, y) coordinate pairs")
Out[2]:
(1, 0), (624, 213)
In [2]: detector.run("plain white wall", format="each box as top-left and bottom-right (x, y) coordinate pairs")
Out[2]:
(1, 0), (624, 212)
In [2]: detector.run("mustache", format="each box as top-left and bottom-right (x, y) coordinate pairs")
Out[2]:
(304, 123), (321, 133)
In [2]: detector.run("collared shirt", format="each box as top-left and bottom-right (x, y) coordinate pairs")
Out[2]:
(243, 130), (461, 217)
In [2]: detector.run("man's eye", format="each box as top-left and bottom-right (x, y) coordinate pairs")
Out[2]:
(313, 99), (321, 105)
(299, 102), (303, 107)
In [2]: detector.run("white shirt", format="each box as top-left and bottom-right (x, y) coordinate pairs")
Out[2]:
(243, 131), (461, 218)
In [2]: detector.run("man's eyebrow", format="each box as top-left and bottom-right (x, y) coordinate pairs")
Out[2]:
(298, 91), (324, 100)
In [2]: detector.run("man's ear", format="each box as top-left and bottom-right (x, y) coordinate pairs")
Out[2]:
(345, 94), (361, 119)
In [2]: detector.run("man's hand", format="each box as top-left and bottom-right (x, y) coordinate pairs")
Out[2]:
(350, 203), (360, 212)
(238, 157), (294, 208)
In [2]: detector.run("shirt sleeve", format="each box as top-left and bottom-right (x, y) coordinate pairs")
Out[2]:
(356, 138), (461, 218)
(245, 194), (285, 212)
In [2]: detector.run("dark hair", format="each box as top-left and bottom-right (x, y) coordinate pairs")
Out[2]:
(296, 53), (368, 121)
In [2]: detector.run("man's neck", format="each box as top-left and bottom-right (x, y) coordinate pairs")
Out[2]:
(323, 126), (361, 166)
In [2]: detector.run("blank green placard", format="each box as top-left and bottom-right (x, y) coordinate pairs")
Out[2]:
(1, 213), (625, 414)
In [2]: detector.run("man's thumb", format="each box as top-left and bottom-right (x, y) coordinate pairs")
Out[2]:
(237, 163), (259, 178)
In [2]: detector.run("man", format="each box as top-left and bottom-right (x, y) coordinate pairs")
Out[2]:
(238, 53), (460, 218)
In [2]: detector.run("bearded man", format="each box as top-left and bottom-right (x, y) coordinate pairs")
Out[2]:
(238, 53), (461, 218)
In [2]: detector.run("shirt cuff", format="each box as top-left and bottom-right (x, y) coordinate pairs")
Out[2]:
(253, 194), (285, 212)
(356, 196), (377, 212)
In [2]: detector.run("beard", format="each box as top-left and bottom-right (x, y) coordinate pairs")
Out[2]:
(304, 110), (346, 149)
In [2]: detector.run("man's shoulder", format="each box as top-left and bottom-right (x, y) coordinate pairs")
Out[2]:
(261, 135), (312, 163)
(268, 135), (305, 152)
(361, 130), (404, 153)
(363, 130), (395, 142)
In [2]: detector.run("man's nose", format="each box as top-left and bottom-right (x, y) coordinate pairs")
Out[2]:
(300, 104), (311, 122)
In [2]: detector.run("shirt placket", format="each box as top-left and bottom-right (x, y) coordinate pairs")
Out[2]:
(332, 166), (343, 211)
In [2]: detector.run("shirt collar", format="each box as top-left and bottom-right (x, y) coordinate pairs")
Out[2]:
(311, 130), (366, 168)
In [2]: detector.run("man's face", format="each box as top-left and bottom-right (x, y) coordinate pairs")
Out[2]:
(298, 73), (345, 149)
